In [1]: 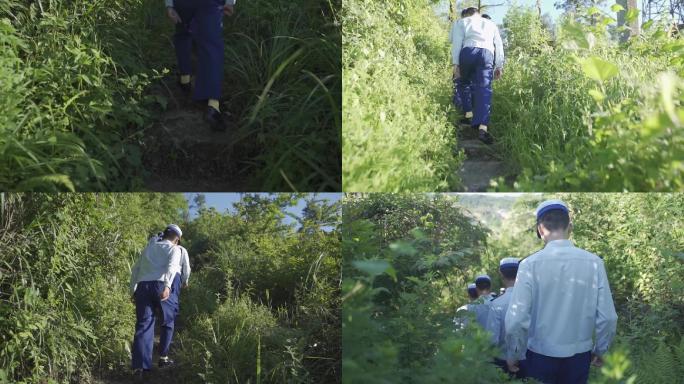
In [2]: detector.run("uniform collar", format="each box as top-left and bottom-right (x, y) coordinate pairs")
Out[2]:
(544, 239), (574, 248)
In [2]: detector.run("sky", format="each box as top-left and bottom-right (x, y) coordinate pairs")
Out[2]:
(183, 193), (343, 226)
(436, 0), (644, 25)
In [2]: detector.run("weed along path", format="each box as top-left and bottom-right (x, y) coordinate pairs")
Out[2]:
(455, 123), (513, 191)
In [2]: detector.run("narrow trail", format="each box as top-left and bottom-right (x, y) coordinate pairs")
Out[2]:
(141, 76), (249, 192)
(455, 124), (513, 191)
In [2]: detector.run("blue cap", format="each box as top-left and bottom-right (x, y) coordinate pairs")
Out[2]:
(536, 200), (569, 221)
(475, 274), (491, 284)
(499, 257), (520, 271)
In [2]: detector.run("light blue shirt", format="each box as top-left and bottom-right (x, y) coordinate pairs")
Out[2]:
(466, 293), (494, 328)
(130, 239), (182, 295)
(505, 240), (618, 360)
(178, 245), (191, 286)
(486, 286), (517, 360)
(451, 14), (504, 69)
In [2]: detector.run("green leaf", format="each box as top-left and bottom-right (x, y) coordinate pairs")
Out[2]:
(642, 19), (654, 30)
(611, 4), (624, 12)
(352, 259), (397, 281)
(625, 8), (639, 23)
(581, 56), (618, 82)
(389, 240), (417, 256)
(588, 89), (606, 102)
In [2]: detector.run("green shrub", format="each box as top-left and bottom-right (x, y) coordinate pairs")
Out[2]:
(342, 0), (462, 192)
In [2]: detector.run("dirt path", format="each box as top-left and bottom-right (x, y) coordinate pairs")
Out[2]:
(141, 76), (250, 191)
(455, 124), (514, 191)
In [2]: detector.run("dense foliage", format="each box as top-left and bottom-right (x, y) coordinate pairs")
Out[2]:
(0, 193), (341, 383)
(493, 7), (683, 191)
(342, 193), (684, 383)
(343, 0), (462, 191)
(0, 0), (340, 191)
(342, 1), (683, 191)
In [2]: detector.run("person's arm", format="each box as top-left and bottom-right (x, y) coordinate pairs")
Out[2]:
(505, 261), (533, 362)
(129, 257), (141, 297)
(485, 305), (502, 345)
(593, 260), (618, 357)
(451, 21), (464, 67)
(163, 246), (181, 289)
(493, 26), (504, 69)
(181, 247), (191, 286)
(226, 0), (236, 5)
(165, 0), (173, 7)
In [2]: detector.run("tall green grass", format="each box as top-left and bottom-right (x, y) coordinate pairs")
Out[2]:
(342, 0), (462, 192)
(0, 0), (340, 191)
(0, 193), (340, 383)
(492, 7), (683, 191)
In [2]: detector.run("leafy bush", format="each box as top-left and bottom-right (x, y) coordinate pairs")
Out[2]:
(342, 0), (462, 191)
(492, 7), (683, 191)
(0, 0), (340, 191)
(0, 193), (341, 383)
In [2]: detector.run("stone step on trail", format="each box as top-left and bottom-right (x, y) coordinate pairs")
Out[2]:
(141, 76), (247, 191)
(455, 123), (509, 191)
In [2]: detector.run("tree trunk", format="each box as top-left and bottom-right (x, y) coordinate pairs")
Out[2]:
(616, 0), (640, 42)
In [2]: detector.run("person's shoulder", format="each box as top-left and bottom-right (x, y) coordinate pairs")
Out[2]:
(573, 245), (604, 262)
(521, 249), (544, 265)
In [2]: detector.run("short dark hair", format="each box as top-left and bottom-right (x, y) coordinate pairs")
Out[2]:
(475, 278), (491, 290)
(482, 14), (491, 20)
(538, 209), (570, 232)
(467, 286), (478, 299)
(162, 228), (180, 242)
(500, 266), (518, 280)
(463, 7), (478, 17)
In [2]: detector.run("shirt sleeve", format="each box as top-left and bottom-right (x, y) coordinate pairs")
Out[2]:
(165, 0), (173, 7)
(593, 260), (618, 356)
(505, 261), (533, 361)
(451, 21), (464, 66)
(163, 246), (182, 289)
(486, 304), (502, 345)
(129, 257), (141, 296)
(493, 25), (504, 69)
(181, 247), (191, 285)
(226, 0), (236, 5)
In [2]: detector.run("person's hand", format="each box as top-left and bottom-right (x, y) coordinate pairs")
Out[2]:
(130, 296), (135, 304)
(494, 67), (503, 80)
(591, 354), (604, 367)
(182, 283), (189, 289)
(223, 4), (235, 16)
(506, 359), (520, 373)
(160, 286), (171, 301)
(453, 65), (460, 79)
(167, 7), (182, 24)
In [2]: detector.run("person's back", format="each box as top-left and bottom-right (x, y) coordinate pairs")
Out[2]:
(458, 15), (500, 55)
(131, 239), (181, 291)
(505, 200), (617, 383)
(514, 242), (615, 357)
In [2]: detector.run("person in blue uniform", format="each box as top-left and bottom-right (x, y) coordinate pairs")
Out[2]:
(486, 257), (525, 378)
(165, 0), (236, 131)
(130, 224), (184, 376)
(504, 200), (618, 384)
(470, 274), (495, 328)
(451, 7), (504, 145)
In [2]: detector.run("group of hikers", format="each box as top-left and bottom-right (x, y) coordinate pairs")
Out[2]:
(164, 0), (236, 131)
(451, 7), (505, 145)
(129, 224), (191, 379)
(455, 200), (619, 384)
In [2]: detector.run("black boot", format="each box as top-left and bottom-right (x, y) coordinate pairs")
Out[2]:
(459, 115), (472, 125)
(158, 357), (176, 368)
(206, 106), (226, 132)
(478, 129), (494, 145)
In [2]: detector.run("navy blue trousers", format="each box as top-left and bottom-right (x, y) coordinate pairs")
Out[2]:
(173, 0), (224, 101)
(525, 349), (591, 384)
(458, 47), (494, 127)
(453, 77), (472, 114)
(131, 274), (181, 370)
